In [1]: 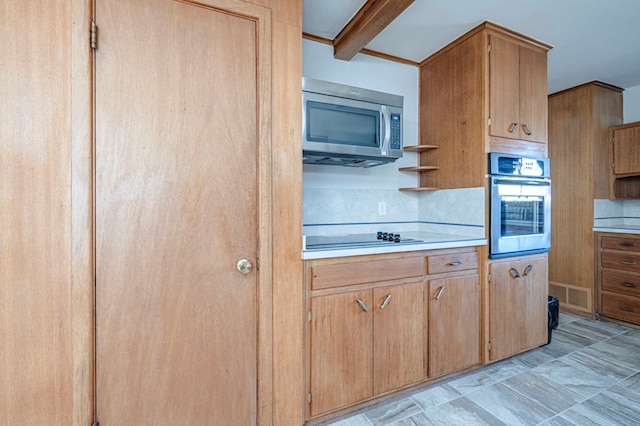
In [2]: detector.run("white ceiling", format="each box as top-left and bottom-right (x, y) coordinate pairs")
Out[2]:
(303, 0), (640, 94)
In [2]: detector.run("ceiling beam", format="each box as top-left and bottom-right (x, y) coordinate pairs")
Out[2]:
(333, 0), (414, 61)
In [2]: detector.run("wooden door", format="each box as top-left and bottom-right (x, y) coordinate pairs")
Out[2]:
(373, 282), (424, 394)
(95, 0), (268, 424)
(310, 291), (373, 417)
(1, 1), (73, 423)
(428, 274), (480, 378)
(519, 45), (548, 144)
(489, 35), (520, 141)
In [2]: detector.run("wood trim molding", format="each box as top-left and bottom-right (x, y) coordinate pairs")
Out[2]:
(333, 0), (414, 61)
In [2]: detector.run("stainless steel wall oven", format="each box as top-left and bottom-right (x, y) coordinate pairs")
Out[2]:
(489, 153), (551, 259)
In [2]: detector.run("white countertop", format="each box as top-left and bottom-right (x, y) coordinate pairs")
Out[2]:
(302, 233), (487, 260)
(593, 225), (640, 235)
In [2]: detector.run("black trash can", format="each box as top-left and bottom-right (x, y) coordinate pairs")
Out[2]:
(547, 296), (559, 344)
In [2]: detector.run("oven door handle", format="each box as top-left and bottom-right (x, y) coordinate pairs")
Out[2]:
(493, 178), (550, 186)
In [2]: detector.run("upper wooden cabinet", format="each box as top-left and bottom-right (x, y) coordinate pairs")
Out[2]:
(414, 22), (551, 190)
(489, 35), (548, 145)
(610, 121), (640, 199)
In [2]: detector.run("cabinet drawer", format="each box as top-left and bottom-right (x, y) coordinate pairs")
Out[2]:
(427, 252), (478, 275)
(601, 236), (640, 253)
(310, 257), (424, 290)
(601, 291), (640, 324)
(601, 251), (640, 273)
(602, 270), (640, 297)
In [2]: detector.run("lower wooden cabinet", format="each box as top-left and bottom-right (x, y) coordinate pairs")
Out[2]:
(488, 254), (548, 361)
(308, 282), (424, 417)
(305, 247), (481, 419)
(597, 232), (640, 325)
(428, 274), (480, 378)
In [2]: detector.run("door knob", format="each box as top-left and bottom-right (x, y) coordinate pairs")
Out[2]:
(236, 258), (253, 274)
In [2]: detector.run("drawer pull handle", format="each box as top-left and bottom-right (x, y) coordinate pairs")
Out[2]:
(435, 286), (445, 300)
(620, 260), (636, 266)
(621, 282), (638, 288)
(522, 124), (532, 135)
(619, 306), (636, 313)
(356, 299), (369, 313)
(509, 267), (521, 279)
(447, 261), (462, 266)
(522, 264), (533, 277)
(620, 242), (635, 247)
(508, 122), (519, 133)
(380, 294), (392, 310)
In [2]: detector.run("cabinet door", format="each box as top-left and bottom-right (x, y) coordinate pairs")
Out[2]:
(428, 274), (480, 378)
(613, 126), (640, 175)
(373, 282), (425, 394)
(489, 257), (547, 361)
(490, 35), (547, 144)
(310, 291), (373, 416)
(489, 35), (521, 141)
(519, 45), (548, 144)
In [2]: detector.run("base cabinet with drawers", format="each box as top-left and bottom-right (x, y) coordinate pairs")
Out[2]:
(597, 233), (640, 324)
(304, 247), (481, 420)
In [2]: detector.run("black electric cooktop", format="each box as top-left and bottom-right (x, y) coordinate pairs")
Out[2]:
(305, 232), (423, 250)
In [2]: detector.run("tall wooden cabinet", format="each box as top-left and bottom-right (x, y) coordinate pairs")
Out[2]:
(548, 82), (623, 314)
(413, 21), (551, 191)
(2, 1), (303, 425)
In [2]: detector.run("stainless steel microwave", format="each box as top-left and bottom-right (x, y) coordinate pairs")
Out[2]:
(302, 77), (403, 168)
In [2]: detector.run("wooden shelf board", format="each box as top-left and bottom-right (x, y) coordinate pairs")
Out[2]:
(399, 166), (440, 172)
(403, 144), (440, 152)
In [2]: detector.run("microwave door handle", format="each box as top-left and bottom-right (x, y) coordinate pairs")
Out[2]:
(380, 107), (390, 155)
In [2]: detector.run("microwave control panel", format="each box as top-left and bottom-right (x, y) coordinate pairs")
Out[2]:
(390, 113), (402, 150)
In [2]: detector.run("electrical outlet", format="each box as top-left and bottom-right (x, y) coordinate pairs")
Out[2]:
(378, 202), (387, 216)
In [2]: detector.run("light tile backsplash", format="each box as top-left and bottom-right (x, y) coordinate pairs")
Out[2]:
(594, 199), (640, 227)
(303, 187), (485, 238)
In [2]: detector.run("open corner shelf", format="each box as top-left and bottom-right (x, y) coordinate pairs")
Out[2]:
(399, 145), (440, 192)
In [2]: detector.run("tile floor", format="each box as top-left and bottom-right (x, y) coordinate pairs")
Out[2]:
(321, 313), (640, 426)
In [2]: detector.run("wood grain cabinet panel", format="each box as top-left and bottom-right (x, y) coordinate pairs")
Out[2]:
(310, 291), (374, 417)
(489, 34), (548, 145)
(373, 282), (425, 395)
(428, 274), (481, 378)
(488, 255), (548, 361)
